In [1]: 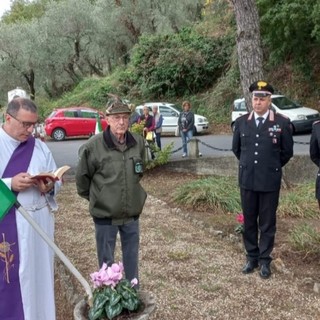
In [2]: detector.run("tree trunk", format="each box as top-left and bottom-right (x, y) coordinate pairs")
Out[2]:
(230, 0), (264, 111)
(64, 62), (81, 84)
(22, 69), (36, 100)
(85, 58), (104, 77)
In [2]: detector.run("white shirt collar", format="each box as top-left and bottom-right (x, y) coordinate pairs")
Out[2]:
(254, 110), (269, 121)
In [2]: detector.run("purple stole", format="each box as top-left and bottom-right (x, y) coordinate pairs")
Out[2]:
(0, 136), (35, 320)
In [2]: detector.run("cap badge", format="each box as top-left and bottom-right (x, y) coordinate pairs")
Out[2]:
(257, 81), (267, 90)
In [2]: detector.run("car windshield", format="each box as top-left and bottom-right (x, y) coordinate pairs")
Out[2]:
(171, 104), (182, 112)
(234, 100), (247, 111)
(272, 96), (301, 110)
(47, 111), (57, 118)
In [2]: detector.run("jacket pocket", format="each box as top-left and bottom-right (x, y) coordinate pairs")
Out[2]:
(267, 166), (282, 187)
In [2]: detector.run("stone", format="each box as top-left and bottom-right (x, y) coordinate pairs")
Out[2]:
(313, 282), (320, 294)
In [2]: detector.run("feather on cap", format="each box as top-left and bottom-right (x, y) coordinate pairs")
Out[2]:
(106, 94), (131, 115)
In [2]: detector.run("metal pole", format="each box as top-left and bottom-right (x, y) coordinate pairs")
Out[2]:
(15, 202), (93, 302)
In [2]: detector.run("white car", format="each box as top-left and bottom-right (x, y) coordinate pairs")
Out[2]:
(135, 102), (209, 135)
(231, 95), (320, 133)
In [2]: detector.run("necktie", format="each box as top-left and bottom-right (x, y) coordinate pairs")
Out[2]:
(257, 117), (264, 130)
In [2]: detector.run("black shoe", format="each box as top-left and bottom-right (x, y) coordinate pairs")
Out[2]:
(259, 264), (271, 279)
(242, 260), (259, 274)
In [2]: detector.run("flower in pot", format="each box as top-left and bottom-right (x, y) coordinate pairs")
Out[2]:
(89, 262), (141, 320)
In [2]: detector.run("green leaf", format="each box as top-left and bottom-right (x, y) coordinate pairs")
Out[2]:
(121, 290), (131, 300)
(109, 291), (121, 306)
(105, 302), (123, 320)
(103, 286), (113, 296)
(122, 296), (140, 311)
(93, 292), (109, 310)
(117, 279), (131, 290)
(88, 304), (104, 320)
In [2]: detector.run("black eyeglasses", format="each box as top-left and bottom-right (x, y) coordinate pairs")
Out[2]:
(7, 112), (38, 129)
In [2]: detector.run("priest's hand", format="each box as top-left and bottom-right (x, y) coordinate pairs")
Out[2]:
(35, 179), (54, 194)
(11, 172), (35, 192)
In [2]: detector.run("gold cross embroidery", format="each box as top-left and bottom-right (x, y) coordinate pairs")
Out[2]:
(0, 233), (15, 284)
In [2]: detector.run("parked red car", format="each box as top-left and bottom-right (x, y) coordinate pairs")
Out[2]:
(44, 106), (108, 141)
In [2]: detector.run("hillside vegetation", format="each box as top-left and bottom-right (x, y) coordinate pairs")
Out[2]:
(1, 1), (320, 127)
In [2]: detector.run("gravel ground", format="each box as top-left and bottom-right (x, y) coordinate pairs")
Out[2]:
(54, 174), (320, 320)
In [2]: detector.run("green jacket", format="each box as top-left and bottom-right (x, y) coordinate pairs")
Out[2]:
(76, 127), (147, 221)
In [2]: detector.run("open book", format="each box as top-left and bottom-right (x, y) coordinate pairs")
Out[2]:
(31, 165), (71, 182)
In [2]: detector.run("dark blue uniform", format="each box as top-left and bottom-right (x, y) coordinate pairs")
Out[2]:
(232, 110), (293, 265)
(309, 121), (320, 201)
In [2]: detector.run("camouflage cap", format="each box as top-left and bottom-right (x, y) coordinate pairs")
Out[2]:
(105, 94), (131, 115)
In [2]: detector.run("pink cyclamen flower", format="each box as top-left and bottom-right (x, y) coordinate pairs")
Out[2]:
(110, 262), (124, 275)
(90, 262), (126, 289)
(131, 278), (138, 287)
(98, 262), (123, 288)
(236, 213), (244, 224)
(90, 263), (109, 288)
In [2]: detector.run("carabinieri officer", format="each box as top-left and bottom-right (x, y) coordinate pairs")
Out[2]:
(309, 120), (320, 208)
(232, 80), (294, 279)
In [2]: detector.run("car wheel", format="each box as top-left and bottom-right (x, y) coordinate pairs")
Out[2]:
(52, 128), (66, 141)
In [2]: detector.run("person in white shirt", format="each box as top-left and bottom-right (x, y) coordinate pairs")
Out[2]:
(0, 98), (61, 320)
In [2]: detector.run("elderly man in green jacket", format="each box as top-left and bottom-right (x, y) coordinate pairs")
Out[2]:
(76, 95), (147, 285)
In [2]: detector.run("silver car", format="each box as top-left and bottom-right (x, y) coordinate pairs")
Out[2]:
(136, 102), (209, 135)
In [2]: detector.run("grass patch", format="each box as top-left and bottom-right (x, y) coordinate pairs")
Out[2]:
(278, 183), (318, 218)
(173, 175), (242, 214)
(201, 284), (223, 293)
(289, 222), (320, 254)
(173, 177), (319, 219)
(167, 251), (191, 262)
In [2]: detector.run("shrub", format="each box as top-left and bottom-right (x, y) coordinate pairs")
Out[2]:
(129, 28), (234, 99)
(145, 142), (173, 170)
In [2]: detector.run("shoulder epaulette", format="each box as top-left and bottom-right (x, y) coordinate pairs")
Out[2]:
(247, 111), (254, 121)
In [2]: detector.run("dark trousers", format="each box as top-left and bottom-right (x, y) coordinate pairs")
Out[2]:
(154, 132), (161, 150)
(240, 188), (280, 265)
(94, 219), (140, 283)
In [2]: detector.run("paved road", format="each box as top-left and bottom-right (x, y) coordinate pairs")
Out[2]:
(46, 133), (311, 169)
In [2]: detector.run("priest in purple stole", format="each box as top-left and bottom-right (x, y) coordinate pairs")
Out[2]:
(0, 98), (61, 320)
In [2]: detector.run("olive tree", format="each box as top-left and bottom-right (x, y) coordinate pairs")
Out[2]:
(41, 0), (98, 82)
(93, 0), (204, 69)
(33, 0), (103, 97)
(0, 0), (205, 101)
(0, 0), (99, 100)
(0, 21), (39, 100)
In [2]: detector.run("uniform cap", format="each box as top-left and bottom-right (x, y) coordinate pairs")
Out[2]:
(249, 80), (274, 97)
(106, 94), (131, 115)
